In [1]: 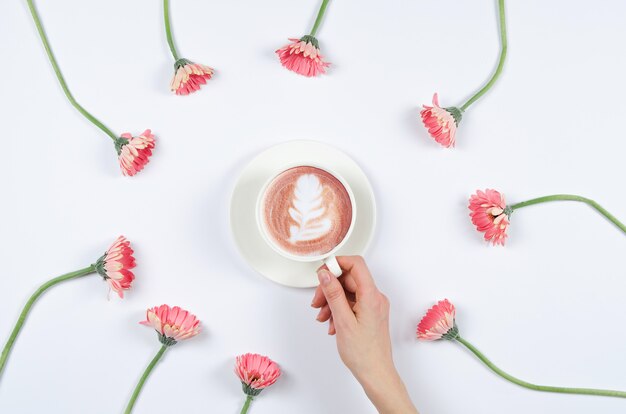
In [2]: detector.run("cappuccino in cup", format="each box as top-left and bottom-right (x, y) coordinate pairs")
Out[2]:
(257, 165), (356, 276)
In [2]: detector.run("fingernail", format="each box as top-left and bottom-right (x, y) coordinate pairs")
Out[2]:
(317, 269), (331, 285)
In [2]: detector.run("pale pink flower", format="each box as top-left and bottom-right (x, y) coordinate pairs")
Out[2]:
(235, 353), (281, 396)
(170, 58), (214, 95)
(276, 36), (330, 77)
(95, 236), (136, 298)
(115, 129), (156, 177)
(469, 189), (510, 246)
(140, 305), (200, 346)
(417, 299), (459, 341)
(420, 93), (462, 148)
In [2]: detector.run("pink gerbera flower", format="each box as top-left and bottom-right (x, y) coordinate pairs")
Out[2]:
(94, 236), (136, 298)
(276, 36), (330, 77)
(420, 93), (463, 148)
(235, 353), (281, 396)
(140, 304), (201, 346)
(115, 129), (156, 177)
(417, 299), (459, 341)
(469, 189), (510, 246)
(170, 58), (214, 95)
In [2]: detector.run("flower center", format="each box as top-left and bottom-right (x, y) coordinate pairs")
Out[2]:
(487, 207), (504, 222)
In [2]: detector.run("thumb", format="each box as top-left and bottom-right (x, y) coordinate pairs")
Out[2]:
(317, 269), (355, 326)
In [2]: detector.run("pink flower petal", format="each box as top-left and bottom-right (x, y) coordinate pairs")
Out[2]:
(276, 37), (330, 77)
(468, 189), (510, 246)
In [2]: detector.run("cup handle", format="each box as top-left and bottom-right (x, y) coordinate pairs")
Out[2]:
(324, 255), (342, 277)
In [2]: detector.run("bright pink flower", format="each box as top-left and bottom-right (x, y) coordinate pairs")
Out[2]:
(116, 129), (156, 177)
(469, 189), (510, 246)
(235, 353), (281, 396)
(276, 36), (330, 77)
(95, 236), (136, 298)
(140, 305), (200, 346)
(417, 299), (458, 341)
(170, 59), (214, 95)
(420, 93), (462, 148)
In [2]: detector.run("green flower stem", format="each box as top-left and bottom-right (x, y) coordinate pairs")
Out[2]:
(163, 0), (180, 60)
(240, 395), (254, 414)
(309, 0), (331, 37)
(25, 0), (118, 141)
(124, 345), (169, 414)
(459, 0), (507, 112)
(456, 336), (626, 398)
(510, 194), (626, 235)
(0, 265), (96, 378)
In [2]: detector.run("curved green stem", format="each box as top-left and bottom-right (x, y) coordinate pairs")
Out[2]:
(124, 345), (168, 414)
(240, 395), (254, 414)
(456, 336), (626, 398)
(163, 0), (180, 60)
(510, 194), (626, 235)
(25, 0), (118, 141)
(459, 0), (507, 111)
(309, 0), (331, 37)
(0, 265), (95, 379)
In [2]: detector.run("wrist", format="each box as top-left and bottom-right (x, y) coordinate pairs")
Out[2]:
(358, 365), (418, 414)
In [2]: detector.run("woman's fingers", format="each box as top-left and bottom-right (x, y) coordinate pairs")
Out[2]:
(328, 317), (336, 335)
(311, 285), (326, 308)
(337, 256), (377, 301)
(341, 274), (358, 294)
(317, 269), (356, 329)
(316, 304), (332, 322)
(312, 275), (358, 310)
(316, 295), (356, 324)
(312, 256), (373, 331)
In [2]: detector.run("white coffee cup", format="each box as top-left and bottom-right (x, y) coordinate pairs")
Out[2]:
(256, 164), (357, 277)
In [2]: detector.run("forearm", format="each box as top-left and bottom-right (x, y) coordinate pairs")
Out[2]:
(359, 366), (418, 414)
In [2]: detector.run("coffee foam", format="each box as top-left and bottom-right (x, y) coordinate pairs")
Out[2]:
(261, 166), (353, 257)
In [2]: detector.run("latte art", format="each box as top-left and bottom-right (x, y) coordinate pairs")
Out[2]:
(261, 166), (353, 257)
(288, 174), (332, 243)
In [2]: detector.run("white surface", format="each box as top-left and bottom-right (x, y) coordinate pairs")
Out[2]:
(231, 140), (376, 287)
(1, 0), (626, 413)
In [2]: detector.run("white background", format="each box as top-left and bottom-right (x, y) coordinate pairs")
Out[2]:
(1, 0), (625, 413)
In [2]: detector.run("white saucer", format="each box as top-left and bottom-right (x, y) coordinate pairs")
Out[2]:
(230, 140), (377, 288)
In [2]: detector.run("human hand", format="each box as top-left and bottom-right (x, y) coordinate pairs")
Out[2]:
(311, 256), (418, 414)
